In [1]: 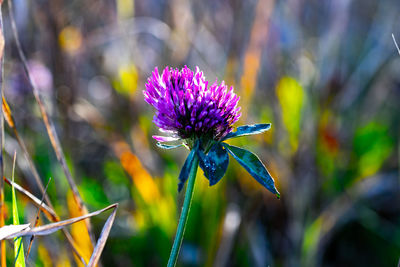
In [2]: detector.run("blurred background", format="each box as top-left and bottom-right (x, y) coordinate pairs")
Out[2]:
(1, 0), (400, 266)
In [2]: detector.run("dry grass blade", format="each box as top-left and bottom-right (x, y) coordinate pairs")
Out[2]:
(0, 225), (30, 240)
(0, 3), (5, 267)
(4, 177), (57, 221)
(393, 34), (400, 56)
(1, 204), (118, 251)
(7, 0), (96, 248)
(2, 96), (54, 211)
(87, 205), (117, 267)
(3, 177), (87, 265)
(0, 203), (118, 266)
(1, 203), (117, 238)
(26, 178), (51, 258)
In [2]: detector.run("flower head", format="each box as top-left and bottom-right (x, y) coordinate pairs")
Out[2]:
(143, 66), (241, 143)
(144, 65), (279, 198)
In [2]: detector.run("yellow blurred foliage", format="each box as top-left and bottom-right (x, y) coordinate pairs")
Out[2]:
(195, 168), (224, 201)
(112, 65), (138, 97)
(133, 210), (146, 230)
(117, 0), (134, 19)
(260, 107), (275, 144)
(56, 250), (71, 267)
(276, 76), (305, 153)
(38, 242), (53, 267)
(59, 26), (82, 54)
(67, 191), (93, 266)
(149, 196), (176, 235)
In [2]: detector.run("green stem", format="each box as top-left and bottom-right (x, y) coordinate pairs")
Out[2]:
(167, 155), (199, 267)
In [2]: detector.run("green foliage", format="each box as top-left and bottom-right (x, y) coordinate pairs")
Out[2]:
(12, 173), (26, 267)
(80, 178), (110, 210)
(353, 122), (393, 179)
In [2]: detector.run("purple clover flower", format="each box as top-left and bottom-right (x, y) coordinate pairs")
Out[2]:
(143, 66), (241, 143)
(145, 66), (279, 267)
(143, 65), (279, 197)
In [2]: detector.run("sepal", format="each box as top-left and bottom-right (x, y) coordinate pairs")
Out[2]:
(197, 143), (229, 186)
(222, 143), (280, 198)
(178, 141), (200, 192)
(222, 124), (271, 141)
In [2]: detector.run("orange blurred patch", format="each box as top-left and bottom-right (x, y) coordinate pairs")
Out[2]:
(318, 111), (339, 156)
(113, 140), (160, 204)
(239, 0), (274, 118)
(240, 52), (261, 100)
(321, 126), (339, 155)
(120, 151), (160, 203)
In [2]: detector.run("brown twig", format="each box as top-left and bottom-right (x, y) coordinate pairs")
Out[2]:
(26, 177), (51, 258)
(87, 204), (118, 267)
(4, 177), (57, 221)
(7, 0), (96, 248)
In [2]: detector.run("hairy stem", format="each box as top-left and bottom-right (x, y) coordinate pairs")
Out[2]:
(167, 155), (199, 267)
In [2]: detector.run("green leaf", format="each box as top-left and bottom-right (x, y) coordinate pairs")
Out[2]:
(178, 140), (199, 192)
(197, 143), (229, 186)
(12, 158), (26, 267)
(222, 124), (271, 140)
(223, 143), (280, 197)
(156, 142), (183, 150)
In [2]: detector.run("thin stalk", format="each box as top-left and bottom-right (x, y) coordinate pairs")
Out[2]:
(393, 34), (400, 56)
(167, 155), (199, 267)
(0, 3), (5, 266)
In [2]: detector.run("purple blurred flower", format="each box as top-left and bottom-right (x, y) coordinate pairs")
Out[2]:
(28, 60), (53, 93)
(9, 60), (53, 98)
(143, 66), (241, 143)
